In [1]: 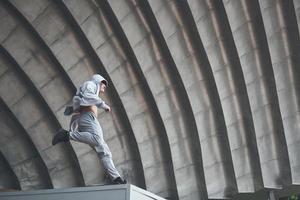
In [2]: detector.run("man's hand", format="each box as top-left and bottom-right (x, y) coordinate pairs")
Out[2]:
(105, 106), (111, 112)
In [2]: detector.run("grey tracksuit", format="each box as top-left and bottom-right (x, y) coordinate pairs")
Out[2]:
(67, 74), (121, 180)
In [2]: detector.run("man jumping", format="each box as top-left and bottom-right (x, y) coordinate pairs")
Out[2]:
(52, 74), (126, 185)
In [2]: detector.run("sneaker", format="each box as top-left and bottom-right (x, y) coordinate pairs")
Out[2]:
(52, 128), (70, 145)
(112, 177), (127, 184)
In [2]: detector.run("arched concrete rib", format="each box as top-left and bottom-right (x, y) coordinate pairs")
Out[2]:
(0, 151), (21, 191)
(66, 0), (181, 198)
(258, 0), (300, 185)
(0, 43), (83, 187)
(2, 0), (104, 186)
(2, 0), (75, 91)
(10, 0), (143, 185)
(8, 0), (113, 185)
(51, 0), (146, 187)
(0, 97), (51, 190)
(142, 0), (237, 198)
(10, 0), (136, 185)
(109, 0), (208, 199)
(294, 0), (300, 31)
(187, 0), (264, 195)
(223, 0), (292, 189)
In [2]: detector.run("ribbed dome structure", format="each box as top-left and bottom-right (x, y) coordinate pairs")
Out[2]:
(0, 0), (299, 199)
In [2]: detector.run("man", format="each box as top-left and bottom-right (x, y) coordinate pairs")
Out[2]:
(52, 74), (126, 185)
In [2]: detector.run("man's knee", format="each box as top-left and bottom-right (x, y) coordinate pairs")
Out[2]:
(95, 144), (112, 159)
(98, 151), (112, 159)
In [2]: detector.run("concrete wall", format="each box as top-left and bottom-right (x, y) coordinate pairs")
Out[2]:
(0, 0), (300, 199)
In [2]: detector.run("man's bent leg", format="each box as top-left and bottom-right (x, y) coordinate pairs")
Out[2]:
(69, 112), (101, 146)
(69, 130), (100, 146)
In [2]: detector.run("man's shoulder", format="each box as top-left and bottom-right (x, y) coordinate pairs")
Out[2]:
(82, 81), (97, 91)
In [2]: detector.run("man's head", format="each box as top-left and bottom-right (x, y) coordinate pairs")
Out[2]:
(91, 74), (107, 85)
(100, 81), (107, 93)
(90, 74), (108, 93)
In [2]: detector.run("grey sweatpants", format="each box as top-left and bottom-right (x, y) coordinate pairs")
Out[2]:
(69, 112), (121, 180)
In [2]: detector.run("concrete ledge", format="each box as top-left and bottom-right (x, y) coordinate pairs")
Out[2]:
(0, 184), (166, 200)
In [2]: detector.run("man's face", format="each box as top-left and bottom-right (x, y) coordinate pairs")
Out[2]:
(99, 82), (107, 93)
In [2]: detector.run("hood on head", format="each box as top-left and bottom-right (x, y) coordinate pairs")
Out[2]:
(91, 74), (108, 87)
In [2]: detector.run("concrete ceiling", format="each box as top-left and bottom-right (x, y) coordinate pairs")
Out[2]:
(0, 0), (300, 199)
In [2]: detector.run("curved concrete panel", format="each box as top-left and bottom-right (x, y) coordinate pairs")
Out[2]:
(258, 0), (300, 184)
(144, 0), (238, 198)
(223, 0), (292, 190)
(0, 98), (49, 190)
(107, 0), (208, 199)
(0, 44), (82, 187)
(1, 0), (300, 199)
(0, 151), (20, 191)
(295, 0), (300, 32)
(4, 0), (105, 185)
(189, 0), (269, 196)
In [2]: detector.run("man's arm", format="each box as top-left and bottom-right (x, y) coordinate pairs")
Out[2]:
(97, 101), (111, 112)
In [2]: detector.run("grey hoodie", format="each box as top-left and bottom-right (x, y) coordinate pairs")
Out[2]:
(64, 74), (109, 115)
